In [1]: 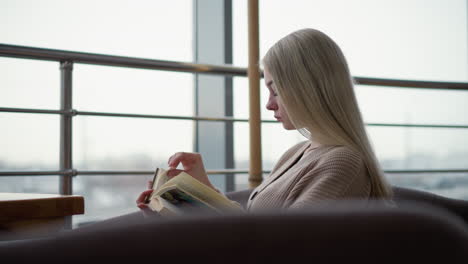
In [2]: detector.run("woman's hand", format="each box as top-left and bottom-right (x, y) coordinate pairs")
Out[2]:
(136, 180), (155, 217)
(167, 152), (218, 192)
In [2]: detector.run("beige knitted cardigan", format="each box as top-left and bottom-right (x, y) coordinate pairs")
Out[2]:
(247, 141), (371, 211)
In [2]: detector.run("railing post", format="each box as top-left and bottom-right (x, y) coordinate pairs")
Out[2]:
(248, 0), (262, 188)
(60, 60), (73, 229)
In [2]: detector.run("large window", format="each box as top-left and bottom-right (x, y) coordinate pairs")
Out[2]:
(0, 0), (193, 226)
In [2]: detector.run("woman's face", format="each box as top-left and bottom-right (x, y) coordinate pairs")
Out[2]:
(264, 69), (295, 130)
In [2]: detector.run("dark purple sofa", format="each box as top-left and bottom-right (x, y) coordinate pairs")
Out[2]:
(0, 186), (468, 263)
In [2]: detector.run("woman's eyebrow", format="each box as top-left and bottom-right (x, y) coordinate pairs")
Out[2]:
(266, 80), (274, 87)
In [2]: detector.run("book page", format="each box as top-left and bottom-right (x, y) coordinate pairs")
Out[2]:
(148, 168), (170, 201)
(153, 168), (169, 190)
(148, 196), (184, 216)
(155, 171), (243, 212)
(159, 187), (219, 213)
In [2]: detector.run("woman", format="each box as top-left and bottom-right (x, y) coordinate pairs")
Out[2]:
(137, 28), (393, 213)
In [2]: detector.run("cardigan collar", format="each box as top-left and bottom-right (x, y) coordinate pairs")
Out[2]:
(255, 141), (312, 195)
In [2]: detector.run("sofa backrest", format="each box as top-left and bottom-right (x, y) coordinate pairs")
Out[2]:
(227, 186), (468, 224)
(393, 186), (468, 223)
(226, 189), (251, 207)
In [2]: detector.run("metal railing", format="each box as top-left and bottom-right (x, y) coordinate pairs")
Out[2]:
(1, 169), (468, 177)
(1, 43), (468, 184)
(3, 43), (468, 89)
(0, 44), (247, 77)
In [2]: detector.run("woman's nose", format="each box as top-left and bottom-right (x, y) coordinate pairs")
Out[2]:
(266, 97), (278, 111)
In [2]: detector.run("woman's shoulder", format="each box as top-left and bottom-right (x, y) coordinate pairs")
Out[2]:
(314, 145), (364, 168)
(323, 145), (362, 158)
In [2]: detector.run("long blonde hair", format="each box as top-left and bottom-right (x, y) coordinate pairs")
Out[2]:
(262, 28), (392, 199)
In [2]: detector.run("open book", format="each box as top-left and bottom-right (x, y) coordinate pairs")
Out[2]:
(146, 168), (244, 216)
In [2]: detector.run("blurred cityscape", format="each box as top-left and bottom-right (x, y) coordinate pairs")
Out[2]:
(1, 150), (468, 226)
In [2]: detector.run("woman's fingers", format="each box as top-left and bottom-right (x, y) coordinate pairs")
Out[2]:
(137, 203), (148, 209)
(168, 152), (200, 170)
(136, 189), (153, 204)
(147, 180), (153, 189)
(168, 153), (182, 168)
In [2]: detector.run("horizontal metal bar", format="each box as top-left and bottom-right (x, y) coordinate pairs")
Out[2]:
(256, 169), (468, 174)
(2, 169), (468, 177)
(77, 169), (255, 175)
(366, 123), (468, 129)
(1, 44), (467, 90)
(77, 170), (153, 175)
(0, 107), (251, 122)
(0, 107), (67, 115)
(77, 110), (249, 122)
(0, 170), (256, 176)
(383, 169), (468, 174)
(208, 169), (253, 174)
(2, 107), (468, 129)
(355, 77), (468, 90)
(0, 44), (247, 77)
(0, 171), (67, 176)
(267, 122), (468, 129)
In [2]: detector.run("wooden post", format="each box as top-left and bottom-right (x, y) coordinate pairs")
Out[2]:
(247, 0), (262, 188)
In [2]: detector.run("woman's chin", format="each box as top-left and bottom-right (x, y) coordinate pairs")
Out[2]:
(281, 123), (296, 130)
